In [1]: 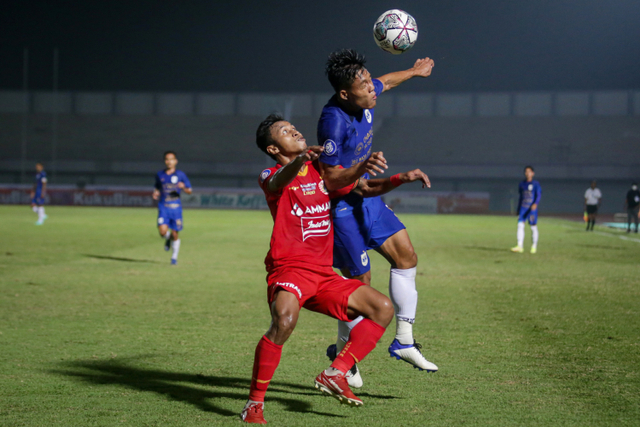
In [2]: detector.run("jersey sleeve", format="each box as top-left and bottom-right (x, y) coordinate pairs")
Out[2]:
(41, 172), (47, 184)
(258, 167), (282, 197)
(179, 171), (192, 189)
(373, 78), (384, 97)
(533, 182), (541, 204)
(318, 111), (347, 167)
(584, 189), (589, 199)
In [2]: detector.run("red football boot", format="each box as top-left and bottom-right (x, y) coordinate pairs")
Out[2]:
(314, 370), (363, 407)
(240, 401), (267, 424)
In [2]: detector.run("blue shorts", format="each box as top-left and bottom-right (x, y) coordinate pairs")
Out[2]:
(158, 206), (183, 231)
(518, 206), (538, 225)
(32, 195), (44, 205)
(332, 197), (406, 276)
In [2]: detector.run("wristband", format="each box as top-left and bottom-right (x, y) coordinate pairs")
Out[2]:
(389, 174), (403, 187)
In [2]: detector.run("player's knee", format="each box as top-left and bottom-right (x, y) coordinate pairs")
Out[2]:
(273, 307), (298, 334)
(396, 250), (417, 269)
(375, 295), (394, 327)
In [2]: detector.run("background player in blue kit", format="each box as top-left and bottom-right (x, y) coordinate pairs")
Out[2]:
(152, 151), (192, 265)
(30, 162), (48, 225)
(511, 166), (541, 254)
(317, 49), (437, 380)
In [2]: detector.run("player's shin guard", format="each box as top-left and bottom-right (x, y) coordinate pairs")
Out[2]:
(331, 319), (385, 374)
(171, 239), (181, 261)
(249, 336), (283, 402)
(389, 267), (418, 345)
(517, 222), (525, 247)
(531, 225), (539, 248)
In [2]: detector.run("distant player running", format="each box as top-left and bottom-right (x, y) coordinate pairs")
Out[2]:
(317, 49), (437, 379)
(30, 162), (48, 225)
(241, 114), (431, 424)
(511, 166), (541, 253)
(152, 151), (192, 265)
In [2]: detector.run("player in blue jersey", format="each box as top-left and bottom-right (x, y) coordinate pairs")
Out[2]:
(317, 49), (437, 381)
(511, 166), (541, 254)
(30, 162), (48, 225)
(152, 151), (192, 265)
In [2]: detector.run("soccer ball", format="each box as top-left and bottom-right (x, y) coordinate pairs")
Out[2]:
(373, 9), (418, 55)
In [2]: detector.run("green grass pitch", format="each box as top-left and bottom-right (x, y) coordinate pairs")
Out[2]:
(1, 206), (639, 426)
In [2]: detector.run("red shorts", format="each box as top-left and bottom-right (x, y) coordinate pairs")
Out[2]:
(266, 265), (365, 321)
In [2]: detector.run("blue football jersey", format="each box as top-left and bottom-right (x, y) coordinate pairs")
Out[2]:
(35, 171), (47, 196)
(155, 170), (191, 209)
(317, 78), (384, 213)
(518, 180), (541, 209)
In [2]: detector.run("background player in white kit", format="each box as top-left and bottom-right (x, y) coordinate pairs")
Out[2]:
(584, 181), (602, 231)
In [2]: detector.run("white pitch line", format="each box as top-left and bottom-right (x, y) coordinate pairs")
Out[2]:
(558, 222), (640, 244)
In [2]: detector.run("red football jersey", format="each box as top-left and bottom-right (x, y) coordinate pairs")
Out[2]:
(259, 160), (333, 270)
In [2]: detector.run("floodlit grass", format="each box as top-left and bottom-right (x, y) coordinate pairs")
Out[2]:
(1, 206), (639, 426)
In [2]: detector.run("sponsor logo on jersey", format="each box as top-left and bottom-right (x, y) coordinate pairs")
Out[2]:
(304, 201), (331, 215)
(260, 169), (272, 183)
(171, 175), (179, 184)
(355, 142), (364, 156)
(291, 203), (304, 217)
(361, 251), (369, 266)
(301, 213), (331, 241)
(318, 180), (328, 195)
(528, 184), (533, 191)
(276, 282), (302, 298)
(300, 182), (317, 196)
(324, 140), (337, 156)
(364, 109), (372, 123)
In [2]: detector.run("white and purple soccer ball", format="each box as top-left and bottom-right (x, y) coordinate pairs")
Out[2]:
(373, 9), (418, 55)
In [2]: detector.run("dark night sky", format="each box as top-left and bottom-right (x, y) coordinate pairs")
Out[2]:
(2, 0), (639, 93)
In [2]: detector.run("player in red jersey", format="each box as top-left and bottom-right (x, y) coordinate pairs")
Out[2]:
(241, 114), (431, 424)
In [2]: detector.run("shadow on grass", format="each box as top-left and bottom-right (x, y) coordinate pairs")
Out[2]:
(576, 244), (625, 250)
(50, 357), (396, 418)
(464, 245), (507, 252)
(83, 254), (160, 263)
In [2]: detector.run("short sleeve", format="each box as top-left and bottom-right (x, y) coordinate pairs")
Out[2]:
(373, 78), (384, 97)
(180, 171), (192, 189)
(318, 111), (347, 167)
(584, 190), (589, 198)
(259, 167), (281, 196)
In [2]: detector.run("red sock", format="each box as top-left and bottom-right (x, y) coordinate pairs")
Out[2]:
(331, 319), (385, 373)
(248, 336), (283, 402)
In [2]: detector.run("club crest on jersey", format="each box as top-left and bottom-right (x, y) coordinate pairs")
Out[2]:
(323, 140), (337, 156)
(171, 175), (179, 184)
(260, 169), (272, 183)
(361, 251), (369, 266)
(528, 184), (533, 191)
(291, 203), (304, 217)
(364, 109), (372, 123)
(301, 214), (331, 241)
(318, 180), (328, 195)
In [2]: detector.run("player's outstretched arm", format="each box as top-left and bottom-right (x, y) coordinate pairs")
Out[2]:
(267, 146), (324, 192)
(355, 169), (430, 198)
(320, 152), (388, 192)
(377, 57), (435, 93)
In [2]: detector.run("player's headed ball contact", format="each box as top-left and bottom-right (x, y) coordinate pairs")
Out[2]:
(373, 9), (418, 55)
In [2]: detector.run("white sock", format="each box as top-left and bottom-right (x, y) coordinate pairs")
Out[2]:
(389, 267), (418, 344)
(324, 367), (344, 376)
(396, 318), (414, 345)
(531, 225), (539, 248)
(171, 239), (181, 260)
(38, 207), (46, 221)
(32, 206), (38, 213)
(336, 316), (363, 351)
(162, 230), (171, 239)
(517, 222), (525, 247)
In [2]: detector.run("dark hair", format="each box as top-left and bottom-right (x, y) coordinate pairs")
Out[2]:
(524, 165), (534, 172)
(256, 114), (284, 161)
(164, 150), (177, 159)
(326, 49), (367, 92)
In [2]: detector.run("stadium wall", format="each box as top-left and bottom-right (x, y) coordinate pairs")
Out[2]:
(1, 90), (638, 214)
